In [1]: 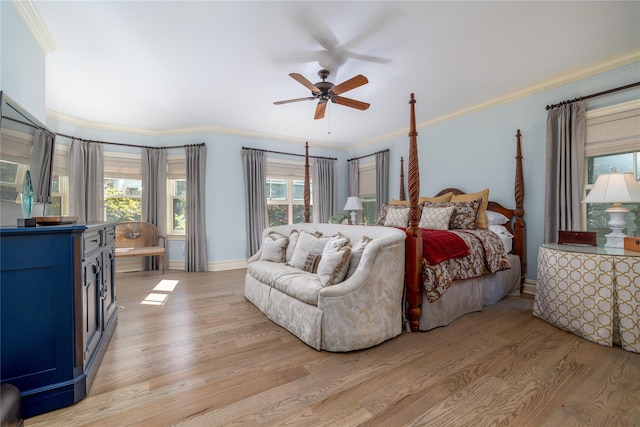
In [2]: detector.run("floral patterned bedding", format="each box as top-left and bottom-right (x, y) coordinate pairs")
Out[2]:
(422, 230), (511, 302)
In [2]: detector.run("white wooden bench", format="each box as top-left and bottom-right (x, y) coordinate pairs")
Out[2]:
(115, 221), (166, 274)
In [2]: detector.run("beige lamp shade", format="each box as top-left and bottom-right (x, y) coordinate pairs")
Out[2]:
(582, 172), (640, 204)
(582, 172), (640, 248)
(344, 197), (363, 224)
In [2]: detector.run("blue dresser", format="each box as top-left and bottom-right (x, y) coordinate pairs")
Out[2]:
(0, 222), (117, 417)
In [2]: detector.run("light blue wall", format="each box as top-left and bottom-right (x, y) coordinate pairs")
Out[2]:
(1, 1), (48, 224)
(0, 1), (46, 121)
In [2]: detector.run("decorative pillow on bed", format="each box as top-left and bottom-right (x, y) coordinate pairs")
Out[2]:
(317, 246), (352, 287)
(390, 192), (454, 205)
(288, 231), (330, 269)
(486, 210), (510, 225)
(451, 188), (489, 229)
(422, 198), (481, 230)
(384, 206), (410, 227)
(259, 232), (288, 263)
(346, 235), (372, 279)
(418, 206), (455, 230)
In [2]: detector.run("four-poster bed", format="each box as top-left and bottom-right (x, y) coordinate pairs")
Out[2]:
(298, 93), (526, 335)
(401, 93), (526, 332)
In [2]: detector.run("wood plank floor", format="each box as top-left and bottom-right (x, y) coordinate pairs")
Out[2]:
(27, 269), (640, 426)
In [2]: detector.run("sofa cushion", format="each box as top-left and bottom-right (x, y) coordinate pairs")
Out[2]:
(322, 233), (350, 255)
(285, 229), (300, 262)
(317, 246), (352, 287)
(288, 231), (330, 269)
(247, 261), (323, 305)
(259, 232), (288, 262)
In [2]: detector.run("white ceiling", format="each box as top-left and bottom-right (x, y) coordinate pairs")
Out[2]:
(32, 1), (640, 148)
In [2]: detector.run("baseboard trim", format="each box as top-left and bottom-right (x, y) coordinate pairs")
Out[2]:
(166, 258), (248, 272)
(522, 279), (536, 297)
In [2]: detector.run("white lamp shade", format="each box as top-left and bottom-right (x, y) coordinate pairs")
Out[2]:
(583, 172), (640, 204)
(343, 196), (363, 211)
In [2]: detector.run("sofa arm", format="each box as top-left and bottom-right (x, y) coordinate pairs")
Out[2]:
(317, 236), (405, 351)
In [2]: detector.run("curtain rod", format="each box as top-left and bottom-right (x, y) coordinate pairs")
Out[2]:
(347, 148), (389, 162)
(242, 146), (337, 161)
(1, 114), (56, 137)
(545, 81), (640, 110)
(54, 132), (205, 149)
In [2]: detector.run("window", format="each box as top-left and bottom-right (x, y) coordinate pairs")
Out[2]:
(47, 174), (69, 216)
(584, 100), (640, 244)
(0, 160), (26, 203)
(169, 178), (186, 233)
(104, 177), (142, 221)
(358, 161), (376, 224)
(103, 151), (142, 222)
(266, 159), (312, 226)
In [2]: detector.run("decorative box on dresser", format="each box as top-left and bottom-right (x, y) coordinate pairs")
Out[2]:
(533, 243), (640, 353)
(0, 222), (118, 417)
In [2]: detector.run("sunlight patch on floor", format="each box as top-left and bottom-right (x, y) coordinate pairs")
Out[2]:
(141, 279), (180, 305)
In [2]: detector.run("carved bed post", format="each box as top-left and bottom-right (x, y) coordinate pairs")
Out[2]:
(513, 130), (526, 291)
(399, 156), (406, 201)
(406, 94), (423, 332)
(304, 141), (311, 223)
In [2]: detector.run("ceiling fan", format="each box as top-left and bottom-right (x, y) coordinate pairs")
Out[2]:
(274, 69), (370, 120)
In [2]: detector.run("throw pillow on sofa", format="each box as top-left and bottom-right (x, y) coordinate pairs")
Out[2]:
(259, 232), (288, 263)
(288, 231), (331, 269)
(317, 246), (352, 287)
(345, 235), (372, 279)
(322, 233), (350, 255)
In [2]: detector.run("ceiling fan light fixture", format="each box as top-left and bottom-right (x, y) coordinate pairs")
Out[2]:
(274, 69), (369, 120)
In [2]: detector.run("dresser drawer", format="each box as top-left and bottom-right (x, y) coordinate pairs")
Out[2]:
(83, 231), (101, 256)
(104, 226), (116, 244)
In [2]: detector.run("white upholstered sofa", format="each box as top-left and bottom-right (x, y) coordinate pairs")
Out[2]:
(244, 223), (406, 352)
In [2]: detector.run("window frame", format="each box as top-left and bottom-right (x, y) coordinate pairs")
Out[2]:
(266, 158), (313, 225)
(583, 99), (640, 240)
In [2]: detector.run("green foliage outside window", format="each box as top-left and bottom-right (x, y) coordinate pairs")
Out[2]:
(104, 178), (141, 222)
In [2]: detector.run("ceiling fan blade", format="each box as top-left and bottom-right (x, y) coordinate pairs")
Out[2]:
(290, 73), (320, 93)
(330, 75), (368, 95)
(274, 97), (315, 105)
(333, 96), (370, 111)
(314, 102), (327, 120)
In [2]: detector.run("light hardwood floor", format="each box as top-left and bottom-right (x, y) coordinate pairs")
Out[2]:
(27, 269), (640, 426)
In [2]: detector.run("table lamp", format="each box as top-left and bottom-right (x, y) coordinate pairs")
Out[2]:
(343, 196), (363, 225)
(582, 171), (640, 248)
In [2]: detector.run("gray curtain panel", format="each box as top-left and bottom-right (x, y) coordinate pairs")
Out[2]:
(185, 145), (207, 272)
(544, 101), (586, 243)
(313, 157), (337, 223)
(347, 159), (359, 197)
(242, 148), (268, 257)
(68, 139), (104, 221)
(375, 150), (389, 214)
(30, 129), (55, 204)
(142, 147), (167, 271)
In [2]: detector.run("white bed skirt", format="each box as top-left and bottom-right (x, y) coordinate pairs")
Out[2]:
(408, 254), (521, 332)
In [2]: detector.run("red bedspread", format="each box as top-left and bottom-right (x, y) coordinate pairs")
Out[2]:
(421, 229), (470, 264)
(401, 228), (470, 264)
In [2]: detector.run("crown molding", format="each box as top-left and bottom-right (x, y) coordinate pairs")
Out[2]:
(13, 0), (58, 54)
(46, 110), (349, 152)
(353, 49), (640, 150)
